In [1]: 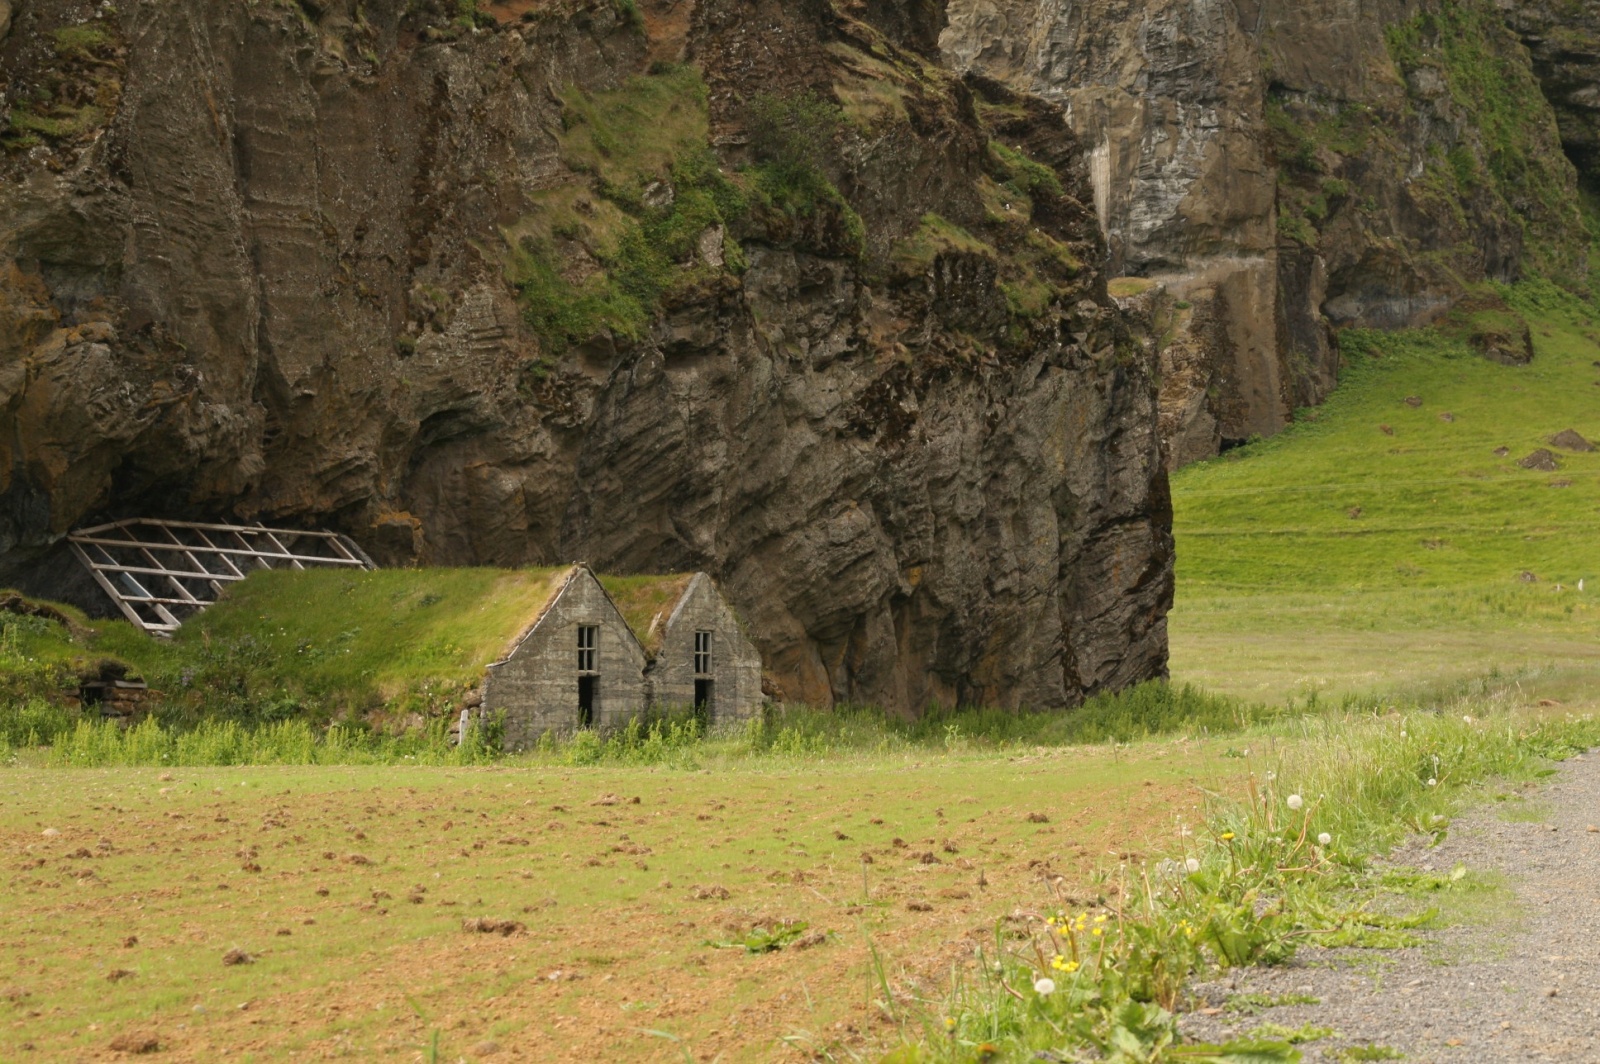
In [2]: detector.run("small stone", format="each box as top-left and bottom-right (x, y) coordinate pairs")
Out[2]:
(41, 828), (59, 838)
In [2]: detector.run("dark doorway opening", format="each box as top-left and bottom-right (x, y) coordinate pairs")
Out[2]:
(578, 675), (596, 728)
(694, 678), (713, 727)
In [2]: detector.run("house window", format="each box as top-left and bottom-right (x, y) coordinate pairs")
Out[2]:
(694, 631), (712, 676)
(577, 625), (598, 674)
(577, 625), (599, 728)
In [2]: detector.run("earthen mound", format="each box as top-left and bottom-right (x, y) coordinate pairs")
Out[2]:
(1519, 449), (1560, 471)
(1548, 429), (1594, 452)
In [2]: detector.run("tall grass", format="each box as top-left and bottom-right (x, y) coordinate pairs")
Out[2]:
(515, 682), (1273, 766)
(3, 681), (1272, 769)
(21, 715), (498, 768)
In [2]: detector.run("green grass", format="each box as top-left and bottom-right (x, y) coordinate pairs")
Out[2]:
(1170, 278), (1600, 701)
(0, 734), (1246, 1060)
(0, 569), (568, 725)
(169, 567), (566, 709)
(596, 573), (692, 656)
(893, 699), (1600, 1062)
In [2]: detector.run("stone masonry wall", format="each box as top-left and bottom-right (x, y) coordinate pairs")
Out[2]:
(646, 574), (763, 728)
(484, 569), (647, 749)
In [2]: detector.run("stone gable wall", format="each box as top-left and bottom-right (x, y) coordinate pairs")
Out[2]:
(484, 570), (646, 749)
(646, 574), (763, 727)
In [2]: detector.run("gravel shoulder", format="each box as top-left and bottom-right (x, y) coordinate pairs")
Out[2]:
(1179, 750), (1600, 1061)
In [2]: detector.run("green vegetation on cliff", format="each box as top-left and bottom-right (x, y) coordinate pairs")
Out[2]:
(507, 65), (748, 353)
(1384, 0), (1585, 281)
(1268, 0), (1585, 287)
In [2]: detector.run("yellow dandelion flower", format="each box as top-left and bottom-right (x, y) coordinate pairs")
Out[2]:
(1221, 831), (1236, 841)
(1065, 960), (1079, 973)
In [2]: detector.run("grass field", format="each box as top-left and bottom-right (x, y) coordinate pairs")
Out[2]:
(1170, 279), (1600, 703)
(0, 742), (1241, 1061)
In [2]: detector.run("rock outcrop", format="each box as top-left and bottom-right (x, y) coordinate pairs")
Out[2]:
(0, 0), (1173, 711)
(1504, 0), (1600, 189)
(943, 0), (1587, 466)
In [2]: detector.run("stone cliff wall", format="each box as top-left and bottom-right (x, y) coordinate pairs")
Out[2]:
(943, 0), (1588, 465)
(0, 0), (1173, 711)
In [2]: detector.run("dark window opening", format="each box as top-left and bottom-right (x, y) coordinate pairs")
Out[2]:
(578, 675), (597, 728)
(694, 630), (712, 676)
(694, 678), (713, 727)
(578, 625), (599, 726)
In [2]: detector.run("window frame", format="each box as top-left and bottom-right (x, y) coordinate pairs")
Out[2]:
(577, 624), (599, 675)
(693, 630), (713, 677)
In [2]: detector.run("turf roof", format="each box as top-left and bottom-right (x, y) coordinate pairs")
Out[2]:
(597, 573), (695, 658)
(174, 566), (573, 701)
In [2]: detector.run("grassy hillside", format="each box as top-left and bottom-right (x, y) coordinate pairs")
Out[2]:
(1, 568), (571, 722)
(1171, 279), (1600, 700)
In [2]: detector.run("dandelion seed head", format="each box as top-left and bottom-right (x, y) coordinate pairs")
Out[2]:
(1286, 794), (1304, 811)
(1318, 832), (1332, 846)
(1033, 977), (1056, 996)
(1427, 778), (1437, 787)
(1185, 857), (1201, 873)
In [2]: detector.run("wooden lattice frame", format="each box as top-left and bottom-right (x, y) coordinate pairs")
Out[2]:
(68, 518), (375, 635)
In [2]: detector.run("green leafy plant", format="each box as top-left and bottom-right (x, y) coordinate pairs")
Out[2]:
(709, 920), (811, 954)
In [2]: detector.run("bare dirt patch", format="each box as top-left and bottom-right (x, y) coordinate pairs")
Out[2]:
(0, 748), (1242, 1060)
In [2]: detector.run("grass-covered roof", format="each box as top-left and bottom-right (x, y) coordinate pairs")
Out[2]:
(179, 566), (572, 704)
(598, 573), (695, 658)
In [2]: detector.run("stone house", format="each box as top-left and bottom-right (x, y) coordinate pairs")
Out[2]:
(481, 566), (764, 748)
(602, 572), (764, 728)
(482, 565), (648, 750)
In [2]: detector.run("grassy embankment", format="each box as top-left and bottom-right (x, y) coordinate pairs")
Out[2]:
(1171, 279), (1600, 704)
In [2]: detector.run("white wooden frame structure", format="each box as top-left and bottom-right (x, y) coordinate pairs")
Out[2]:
(67, 518), (375, 634)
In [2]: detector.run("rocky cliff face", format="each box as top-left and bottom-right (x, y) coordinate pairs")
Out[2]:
(1504, 0), (1600, 192)
(0, 0), (1173, 711)
(943, 0), (1588, 465)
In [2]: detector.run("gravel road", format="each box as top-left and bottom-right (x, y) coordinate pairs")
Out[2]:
(1179, 751), (1600, 1061)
